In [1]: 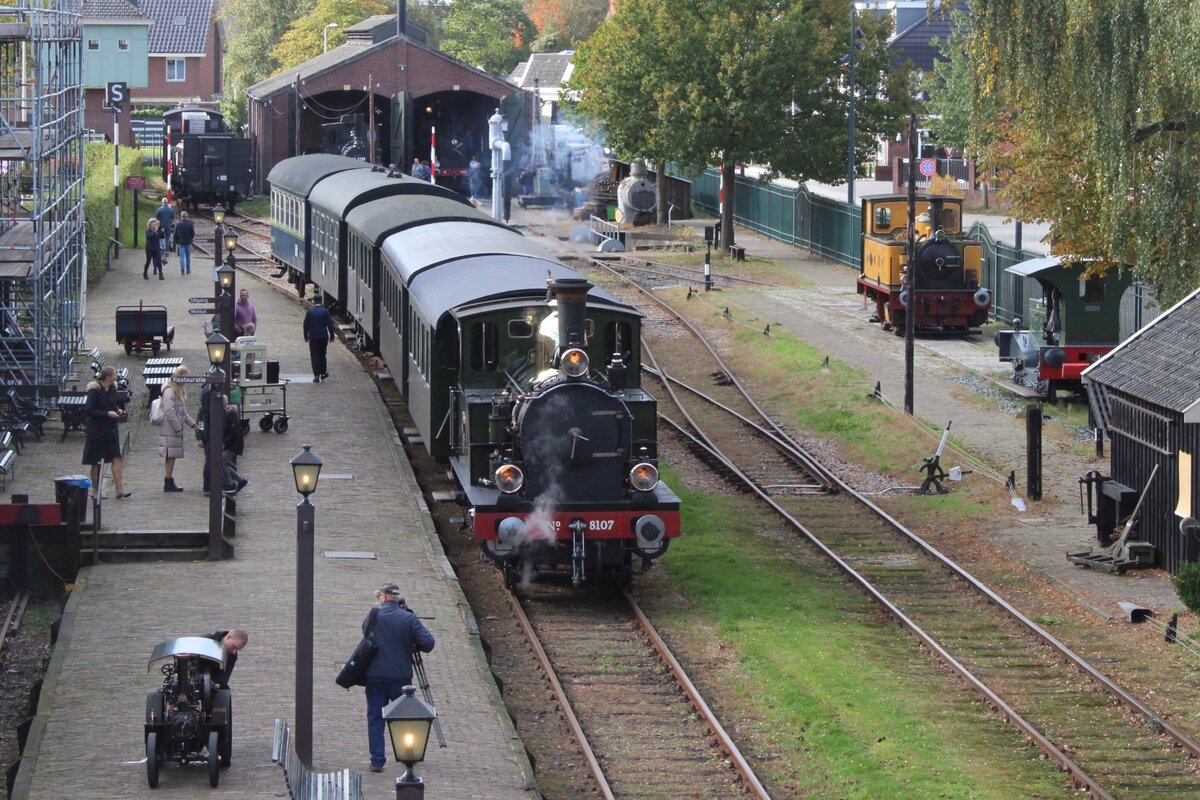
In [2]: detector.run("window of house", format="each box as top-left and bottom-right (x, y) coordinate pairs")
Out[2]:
(87, 39), (99, 51)
(117, 39), (130, 51)
(166, 59), (186, 82)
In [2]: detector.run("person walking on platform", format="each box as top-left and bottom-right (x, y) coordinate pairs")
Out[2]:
(234, 288), (257, 337)
(159, 365), (199, 492)
(82, 366), (131, 499)
(156, 197), (175, 261)
(173, 210), (195, 274)
(203, 629), (248, 688)
(143, 219), (165, 279)
(302, 297), (337, 382)
(362, 584), (435, 772)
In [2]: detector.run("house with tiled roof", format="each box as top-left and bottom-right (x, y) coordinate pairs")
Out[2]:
(508, 51), (574, 122)
(82, 0), (225, 145)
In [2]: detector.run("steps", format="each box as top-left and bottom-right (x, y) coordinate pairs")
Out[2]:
(79, 529), (232, 562)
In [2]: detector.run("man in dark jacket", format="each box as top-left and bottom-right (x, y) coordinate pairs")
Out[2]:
(204, 629), (248, 689)
(363, 583), (435, 772)
(155, 197), (175, 257)
(302, 298), (338, 382)
(173, 210), (195, 275)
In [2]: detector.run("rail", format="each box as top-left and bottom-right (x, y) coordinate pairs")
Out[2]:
(272, 719), (362, 800)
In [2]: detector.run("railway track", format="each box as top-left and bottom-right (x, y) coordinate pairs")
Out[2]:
(579, 253), (1200, 799)
(0, 592), (30, 657)
(510, 585), (769, 800)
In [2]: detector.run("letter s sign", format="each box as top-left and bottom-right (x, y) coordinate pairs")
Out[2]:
(106, 82), (128, 113)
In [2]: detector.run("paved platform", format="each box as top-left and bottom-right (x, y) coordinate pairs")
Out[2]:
(12, 248), (537, 798)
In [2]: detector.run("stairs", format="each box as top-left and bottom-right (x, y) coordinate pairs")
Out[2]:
(79, 529), (233, 562)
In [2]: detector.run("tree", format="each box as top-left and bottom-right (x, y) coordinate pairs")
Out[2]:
(220, 0), (312, 130)
(440, 0), (536, 75)
(569, 0), (910, 244)
(969, 0), (1200, 304)
(526, 0), (608, 52)
(273, 0), (390, 71)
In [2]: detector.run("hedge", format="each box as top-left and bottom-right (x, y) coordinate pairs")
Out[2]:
(83, 141), (157, 283)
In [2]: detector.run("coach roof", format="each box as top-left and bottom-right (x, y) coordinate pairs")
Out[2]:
(382, 221), (550, 286)
(266, 155), (371, 197)
(310, 169), (468, 217)
(346, 195), (504, 246)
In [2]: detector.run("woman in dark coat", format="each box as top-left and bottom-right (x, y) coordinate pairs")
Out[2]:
(143, 218), (165, 280)
(82, 366), (131, 498)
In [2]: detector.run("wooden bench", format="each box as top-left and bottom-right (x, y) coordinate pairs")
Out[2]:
(728, 245), (746, 261)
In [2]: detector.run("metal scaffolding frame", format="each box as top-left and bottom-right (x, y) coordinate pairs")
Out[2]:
(0, 1), (84, 398)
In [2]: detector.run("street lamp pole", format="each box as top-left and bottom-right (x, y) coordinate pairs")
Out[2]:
(204, 331), (230, 561)
(291, 445), (324, 767)
(847, 4), (857, 206)
(323, 22), (338, 53)
(212, 203), (225, 269)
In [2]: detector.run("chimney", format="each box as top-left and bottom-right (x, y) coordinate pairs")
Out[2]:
(550, 277), (591, 353)
(397, 0), (406, 38)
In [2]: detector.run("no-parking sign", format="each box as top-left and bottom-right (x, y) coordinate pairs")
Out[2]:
(919, 159), (937, 177)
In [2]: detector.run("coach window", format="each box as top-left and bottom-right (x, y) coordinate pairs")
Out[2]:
(470, 322), (499, 372)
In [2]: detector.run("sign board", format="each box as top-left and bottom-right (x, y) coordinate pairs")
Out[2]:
(171, 375), (211, 384)
(106, 81), (128, 112)
(918, 159), (937, 177)
(189, 297), (215, 304)
(125, 175), (146, 190)
(188, 308), (215, 315)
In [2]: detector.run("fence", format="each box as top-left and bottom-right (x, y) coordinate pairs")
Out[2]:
(272, 720), (362, 800)
(686, 167), (1158, 331)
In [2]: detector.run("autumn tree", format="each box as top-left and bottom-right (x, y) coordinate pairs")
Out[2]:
(969, 0), (1200, 304)
(273, 0), (390, 71)
(525, 0), (608, 52)
(440, 0), (536, 75)
(569, 0), (909, 245)
(220, 0), (311, 129)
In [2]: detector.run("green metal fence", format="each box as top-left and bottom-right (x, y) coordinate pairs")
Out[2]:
(687, 168), (1159, 331)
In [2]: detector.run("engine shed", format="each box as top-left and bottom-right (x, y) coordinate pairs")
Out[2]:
(245, 13), (531, 197)
(1082, 287), (1200, 574)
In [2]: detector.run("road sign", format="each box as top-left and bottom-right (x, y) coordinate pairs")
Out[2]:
(188, 297), (215, 304)
(106, 81), (128, 113)
(919, 159), (937, 177)
(125, 175), (146, 190)
(188, 308), (214, 315)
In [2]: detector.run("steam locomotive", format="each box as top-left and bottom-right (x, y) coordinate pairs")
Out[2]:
(857, 195), (992, 333)
(268, 155), (681, 586)
(162, 106), (253, 211)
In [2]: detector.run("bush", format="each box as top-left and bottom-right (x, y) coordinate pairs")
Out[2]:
(83, 142), (153, 282)
(928, 173), (965, 198)
(1173, 560), (1200, 612)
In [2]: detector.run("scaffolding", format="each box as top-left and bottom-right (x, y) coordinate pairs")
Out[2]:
(0, 1), (84, 398)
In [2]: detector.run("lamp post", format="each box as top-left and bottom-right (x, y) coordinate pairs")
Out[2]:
(323, 22), (338, 53)
(211, 203), (225, 269)
(847, 8), (864, 206)
(383, 686), (436, 799)
(291, 444), (323, 766)
(205, 331), (229, 561)
(216, 259), (236, 388)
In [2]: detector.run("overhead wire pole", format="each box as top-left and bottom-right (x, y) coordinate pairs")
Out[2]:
(847, 2), (856, 206)
(904, 113), (917, 415)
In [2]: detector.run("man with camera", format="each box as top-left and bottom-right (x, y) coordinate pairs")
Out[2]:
(363, 583), (435, 772)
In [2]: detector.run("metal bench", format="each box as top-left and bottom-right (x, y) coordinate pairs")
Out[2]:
(0, 447), (16, 490)
(89, 347), (129, 388)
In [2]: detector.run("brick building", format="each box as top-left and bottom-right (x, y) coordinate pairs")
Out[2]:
(246, 15), (530, 195)
(82, 0), (224, 145)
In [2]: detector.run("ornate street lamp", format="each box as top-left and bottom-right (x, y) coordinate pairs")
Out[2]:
(290, 444), (323, 765)
(383, 685), (436, 799)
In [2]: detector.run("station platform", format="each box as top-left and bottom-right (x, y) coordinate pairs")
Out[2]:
(10, 247), (537, 798)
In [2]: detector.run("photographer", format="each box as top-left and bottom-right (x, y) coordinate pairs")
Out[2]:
(363, 583), (434, 772)
(82, 366), (131, 499)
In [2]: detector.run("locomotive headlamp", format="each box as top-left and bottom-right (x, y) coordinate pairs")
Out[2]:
(495, 464), (525, 494)
(629, 462), (659, 492)
(561, 348), (589, 378)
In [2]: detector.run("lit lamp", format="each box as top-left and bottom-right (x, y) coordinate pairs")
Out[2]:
(290, 443), (323, 765)
(212, 203), (226, 267)
(217, 261), (235, 291)
(223, 229), (239, 260)
(205, 330), (229, 367)
(383, 686), (436, 799)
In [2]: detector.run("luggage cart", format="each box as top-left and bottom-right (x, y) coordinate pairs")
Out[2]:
(235, 342), (289, 433)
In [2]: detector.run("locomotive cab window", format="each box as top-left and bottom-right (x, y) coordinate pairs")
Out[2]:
(602, 321), (633, 363)
(469, 322), (499, 372)
(1080, 274), (1105, 303)
(942, 207), (961, 232)
(508, 319), (533, 338)
(873, 207), (892, 231)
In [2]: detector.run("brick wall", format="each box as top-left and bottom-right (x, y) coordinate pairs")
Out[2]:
(144, 20), (223, 103)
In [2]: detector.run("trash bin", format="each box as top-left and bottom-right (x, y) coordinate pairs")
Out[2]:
(54, 474), (92, 526)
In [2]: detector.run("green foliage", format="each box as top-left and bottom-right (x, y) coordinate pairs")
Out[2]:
(83, 143), (151, 283)
(968, 0), (1200, 304)
(1174, 560), (1200, 612)
(439, 0), (535, 75)
(273, 0), (390, 70)
(923, 10), (995, 153)
(567, 0), (912, 245)
(221, 0), (312, 131)
(526, 0), (607, 52)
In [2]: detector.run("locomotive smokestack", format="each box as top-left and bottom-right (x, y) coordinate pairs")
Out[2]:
(929, 196), (945, 233)
(550, 277), (592, 352)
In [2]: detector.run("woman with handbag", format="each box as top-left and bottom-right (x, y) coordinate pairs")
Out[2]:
(83, 366), (131, 499)
(361, 583), (435, 772)
(159, 365), (199, 492)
